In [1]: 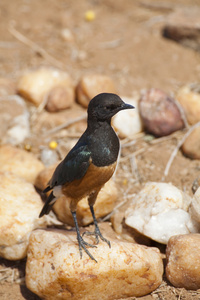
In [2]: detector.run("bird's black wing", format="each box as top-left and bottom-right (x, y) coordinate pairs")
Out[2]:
(48, 144), (91, 189)
(39, 144), (91, 217)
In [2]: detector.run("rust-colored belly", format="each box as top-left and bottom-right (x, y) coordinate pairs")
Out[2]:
(62, 161), (116, 200)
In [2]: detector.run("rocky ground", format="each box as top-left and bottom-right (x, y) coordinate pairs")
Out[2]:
(1, 0), (200, 299)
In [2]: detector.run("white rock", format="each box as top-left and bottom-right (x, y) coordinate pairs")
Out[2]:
(26, 228), (163, 299)
(112, 95), (143, 138)
(125, 182), (200, 244)
(0, 95), (30, 145)
(40, 148), (59, 167)
(0, 172), (47, 260)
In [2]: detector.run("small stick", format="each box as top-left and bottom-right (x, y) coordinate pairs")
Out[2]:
(43, 114), (87, 136)
(164, 122), (200, 177)
(9, 24), (65, 70)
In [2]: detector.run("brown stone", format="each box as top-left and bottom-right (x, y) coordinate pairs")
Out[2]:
(182, 126), (200, 159)
(139, 88), (184, 137)
(176, 84), (200, 125)
(76, 74), (116, 108)
(166, 234), (200, 289)
(163, 7), (200, 51)
(45, 85), (75, 112)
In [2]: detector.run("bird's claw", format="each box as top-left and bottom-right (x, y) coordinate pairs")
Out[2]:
(82, 228), (111, 248)
(77, 235), (97, 262)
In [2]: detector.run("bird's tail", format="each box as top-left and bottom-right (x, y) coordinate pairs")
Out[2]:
(39, 191), (56, 217)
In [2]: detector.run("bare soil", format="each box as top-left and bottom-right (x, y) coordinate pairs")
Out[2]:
(1, 0), (200, 299)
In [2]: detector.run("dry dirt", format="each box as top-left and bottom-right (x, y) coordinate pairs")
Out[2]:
(1, 0), (200, 299)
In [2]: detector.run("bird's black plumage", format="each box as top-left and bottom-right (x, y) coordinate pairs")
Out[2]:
(39, 92), (134, 261)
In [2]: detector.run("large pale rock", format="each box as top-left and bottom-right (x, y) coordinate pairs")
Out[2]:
(182, 126), (200, 159)
(125, 182), (199, 244)
(0, 95), (30, 145)
(139, 89), (184, 137)
(0, 172), (47, 260)
(166, 234), (200, 290)
(35, 165), (118, 226)
(112, 95), (143, 138)
(76, 74), (116, 108)
(176, 84), (200, 125)
(26, 228), (163, 300)
(17, 67), (75, 108)
(0, 144), (44, 184)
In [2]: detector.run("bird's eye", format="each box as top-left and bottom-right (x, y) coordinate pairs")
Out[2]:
(105, 104), (115, 110)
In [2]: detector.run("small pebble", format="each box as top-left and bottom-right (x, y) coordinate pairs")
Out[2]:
(49, 140), (58, 149)
(139, 88), (185, 136)
(40, 148), (59, 167)
(182, 126), (200, 159)
(0, 95), (30, 145)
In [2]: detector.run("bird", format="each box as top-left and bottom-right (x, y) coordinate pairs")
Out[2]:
(39, 92), (134, 262)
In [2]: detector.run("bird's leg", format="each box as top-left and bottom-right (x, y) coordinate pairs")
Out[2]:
(89, 205), (111, 248)
(71, 211), (97, 262)
(83, 190), (111, 248)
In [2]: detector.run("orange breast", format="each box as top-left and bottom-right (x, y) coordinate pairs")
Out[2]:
(62, 161), (117, 200)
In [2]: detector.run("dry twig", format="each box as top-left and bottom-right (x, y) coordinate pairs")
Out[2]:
(9, 24), (65, 70)
(43, 114), (87, 136)
(164, 122), (200, 178)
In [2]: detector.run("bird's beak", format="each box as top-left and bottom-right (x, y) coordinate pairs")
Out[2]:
(121, 103), (135, 110)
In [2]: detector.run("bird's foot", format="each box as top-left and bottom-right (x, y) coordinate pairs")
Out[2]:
(77, 235), (97, 262)
(82, 226), (111, 248)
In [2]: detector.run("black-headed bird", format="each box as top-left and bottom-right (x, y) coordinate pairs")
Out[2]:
(39, 93), (134, 262)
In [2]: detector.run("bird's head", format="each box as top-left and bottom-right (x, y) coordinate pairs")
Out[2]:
(87, 93), (134, 122)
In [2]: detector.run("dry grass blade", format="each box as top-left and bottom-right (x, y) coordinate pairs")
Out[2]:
(164, 122), (200, 178)
(43, 114), (87, 136)
(9, 24), (66, 70)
